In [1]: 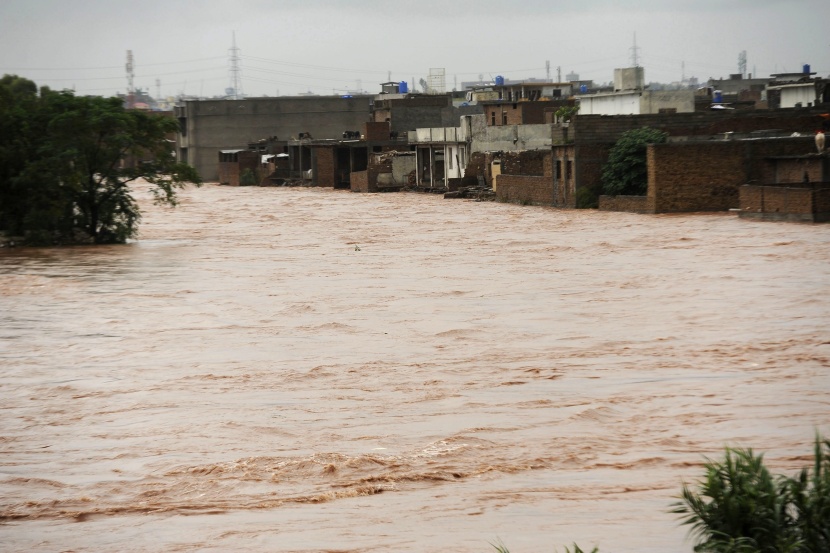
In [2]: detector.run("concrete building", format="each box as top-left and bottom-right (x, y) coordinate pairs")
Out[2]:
(597, 135), (829, 217)
(296, 121), (411, 191)
(765, 68), (830, 109)
(480, 99), (575, 126)
(484, 106), (830, 210)
(767, 81), (829, 109)
(614, 67), (645, 91)
(576, 67), (694, 115)
(370, 93), (479, 134)
(174, 95), (373, 181)
(409, 117), (472, 189)
(577, 89), (694, 115)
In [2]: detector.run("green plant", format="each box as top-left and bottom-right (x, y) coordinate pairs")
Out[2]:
(555, 105), (579, 123)
(783, 435), (830, 553)
(601, 127), (667, 197)
(240, 168), (257, 186)
(563, 545), (599, 553)
(672, 435), (830, 553)
(575, 186), (598, 209)
(489, 538), (510, 552)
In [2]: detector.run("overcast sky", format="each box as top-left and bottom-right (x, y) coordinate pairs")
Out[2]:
(1, 0), (828, 99)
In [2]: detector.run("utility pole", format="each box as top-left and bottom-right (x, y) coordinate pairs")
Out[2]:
(557, 66), (561, 83)
(630, 32), (641, 67)
(228, 31), (242, 99)
(546, 60), (551, 81)
(125, 50), (135, 109)
(738, 50), (747, 79)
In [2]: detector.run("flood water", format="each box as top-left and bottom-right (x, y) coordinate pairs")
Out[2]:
(1, 184), (829, 552)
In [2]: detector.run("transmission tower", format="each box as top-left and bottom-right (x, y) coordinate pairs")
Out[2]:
(546, 60), (551, 81)
(125, 50), (135, 108)
(228, 32), (243, 99)
(630, 32), (641, 67)
(738, 50), (747, 79)
(155, 78), (161, 102)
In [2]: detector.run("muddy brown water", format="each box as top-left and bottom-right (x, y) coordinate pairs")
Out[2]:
(1, 184), (828, 552)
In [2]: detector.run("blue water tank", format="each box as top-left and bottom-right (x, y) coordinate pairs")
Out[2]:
(495, 75), (505, 86)
(399, 81), (408, 94)
(803, 64), (811, 74)
(579, 84), (588, 94)
(714, 90), (723, 103)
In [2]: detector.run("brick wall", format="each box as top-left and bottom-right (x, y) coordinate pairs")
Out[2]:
(495, 175), (553, 204)
(573, 108), (830, 144)
(218, 151), (260, 186)
(599, 195), (653, 213)
(350, 165), (382, 193)
(648, 142), (745, 212)
(313, 146), (336, 188)
(740, 184), (830, 222)
(363, 121), (390, 141)
(552, 144), (577, 207)
(763, 158), (824, 184)
(351, 170), (369, 192)
(462, 152), (487, 186)
(501, 150), (549, 176)
(815, 188), (830, 219)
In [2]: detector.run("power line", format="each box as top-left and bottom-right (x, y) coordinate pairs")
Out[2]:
(0, 56), (226, 72)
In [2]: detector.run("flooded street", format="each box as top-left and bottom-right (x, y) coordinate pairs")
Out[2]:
(1, 184), (829, 552)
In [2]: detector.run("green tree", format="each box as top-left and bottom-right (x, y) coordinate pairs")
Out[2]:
(673, 435), (830, 553)
(783, 436), (830, 553)
(601, 127), (668, 196)
(0, 76), (201, 245)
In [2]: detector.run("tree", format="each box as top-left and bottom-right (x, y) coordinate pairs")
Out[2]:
(0, 76), (201, 245)
(601, 127), (668, 197)
(672, 435), (830, 553)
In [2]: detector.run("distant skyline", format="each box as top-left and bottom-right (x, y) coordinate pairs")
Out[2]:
(1, 0), (828, 98)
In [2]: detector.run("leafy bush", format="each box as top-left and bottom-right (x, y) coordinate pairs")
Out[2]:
(672, 435), (830, 553)
(240, 168), (258, 186)
(601, 127), (667, 196)
(575, 186), (598, 209)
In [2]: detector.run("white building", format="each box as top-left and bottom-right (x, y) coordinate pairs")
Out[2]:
(766, 82), (820, 108)
(576, 90), (694, 115)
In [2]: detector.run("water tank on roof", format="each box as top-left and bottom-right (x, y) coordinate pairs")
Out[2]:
(579, 84), (588, 94)
(714, 90), (723, 103)
(399, 80), (408, 94)
(495, 75), (505, 86)
(803, 64), (811, 74)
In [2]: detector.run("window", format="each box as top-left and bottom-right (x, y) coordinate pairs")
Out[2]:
(566, 160), (573, 180)
(491, 112), (496, 126)
(502, 112), (508, 125)
(555, 160), (562, 179)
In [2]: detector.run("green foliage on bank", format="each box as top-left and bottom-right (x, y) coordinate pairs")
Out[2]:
(0, 74), (201, 245)
(601, 127), (668, 197)
(673, 435), (830, 553)
(491, 434), (829, 553)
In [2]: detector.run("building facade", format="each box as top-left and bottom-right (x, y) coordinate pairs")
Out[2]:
(175, 95), (373, 181)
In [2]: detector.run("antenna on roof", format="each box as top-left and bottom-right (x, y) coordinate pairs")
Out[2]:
(125, 50), (135, 109)
(228, 31), (243, 99)
(630, 32), (640, 68)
